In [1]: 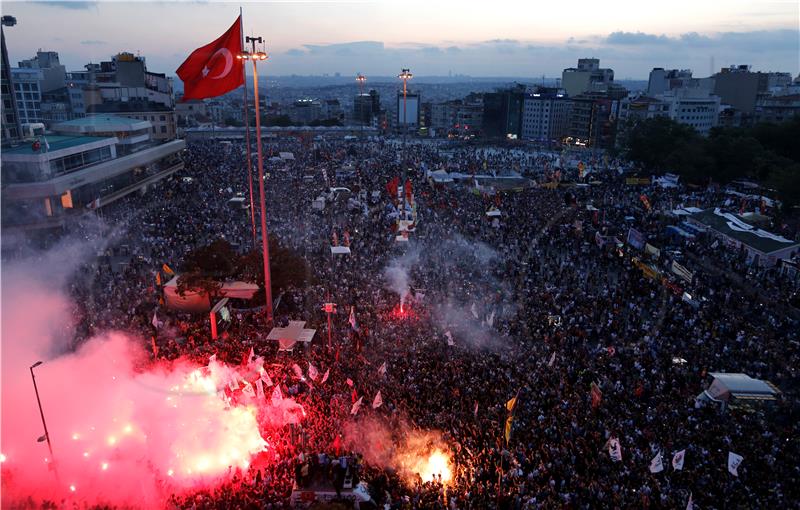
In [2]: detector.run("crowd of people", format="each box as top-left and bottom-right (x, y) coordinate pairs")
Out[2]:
(13, 135), (800, 508)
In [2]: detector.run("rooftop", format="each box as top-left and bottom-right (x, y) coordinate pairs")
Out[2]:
(53, 115), (151, 134)
(691, 208), (799, 255)
(2, 135), (114, 156)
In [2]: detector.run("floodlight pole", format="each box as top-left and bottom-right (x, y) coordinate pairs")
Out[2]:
(239, 36), (273, 325)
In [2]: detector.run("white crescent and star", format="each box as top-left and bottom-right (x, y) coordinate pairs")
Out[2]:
(201, 48), (233, 80)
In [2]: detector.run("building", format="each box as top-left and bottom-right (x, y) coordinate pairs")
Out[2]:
(646, 68), (714, 96)
(711, 65), (789, 116)
(1, 14), (22, 142)
(561, 58), (614, 97)
(688, 208), (799, 267)
(660, 88), (720, 135)
(619, 95), (669, 123)
(18, 50), (66, 93)
(429, 100), (459, 135)
(455, 101), (483, 136)
(482, 84), (525, 139)
(568, 92), (619, 149)
(396, 91), (420, 131)
(1, 115), (185, 230)
(175, 100), (208, 126)
(10, 67), (43, 124)
(321, 99), (343, 123)
(290, 99), (322, 124)
(521, 87), (571, 144)
(353, 89), (380, 126)
(87, 99), (177, 141)
(754, 94), (800, 124)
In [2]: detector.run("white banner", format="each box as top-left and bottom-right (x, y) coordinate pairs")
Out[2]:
(728, 451), (743, 476)
(649, 452), (664, 473)
(672, 449), (686, 471)
(608, 438), (623, 462)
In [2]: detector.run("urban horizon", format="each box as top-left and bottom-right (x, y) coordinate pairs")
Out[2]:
(3, 0), (799, 80)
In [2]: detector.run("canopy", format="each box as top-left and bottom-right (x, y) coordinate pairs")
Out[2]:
(266, 320), (316, 351)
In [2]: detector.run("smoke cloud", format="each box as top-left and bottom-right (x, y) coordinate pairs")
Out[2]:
(342, 417), (452, 484)
(0, 235), (290, 507)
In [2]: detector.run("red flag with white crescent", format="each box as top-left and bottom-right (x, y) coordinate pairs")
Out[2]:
(177, 16), (244, 100)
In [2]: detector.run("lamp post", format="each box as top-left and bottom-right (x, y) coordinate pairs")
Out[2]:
(356, 73), (366, 138)
(30, 361), (55, 461)
(239, 14), (257, 248)
(237, 37), (273, 324)
(398, 68), (412, 221)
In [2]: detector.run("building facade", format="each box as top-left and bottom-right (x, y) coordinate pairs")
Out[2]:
(1, 16), (22, 142)
(1, 115), (185, 230)
(521, 88), (571, 144)
(482, 85), (525, 139)
(562, 58), (615, 97)
(10, 67), (43, 125)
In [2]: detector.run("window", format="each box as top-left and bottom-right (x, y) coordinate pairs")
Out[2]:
(160, 126), (167, 133)
(160, 115), (166, 121)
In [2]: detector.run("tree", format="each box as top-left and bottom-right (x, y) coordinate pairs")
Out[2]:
(769, 163), (800, 210)
(623, 117), (699, 171)
(234, 236), (312, 297)
(177, 239), (237, 297)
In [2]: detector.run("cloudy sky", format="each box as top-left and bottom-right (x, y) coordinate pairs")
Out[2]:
(4, 0), (799, 79)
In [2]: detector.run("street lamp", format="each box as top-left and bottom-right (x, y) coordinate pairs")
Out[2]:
(356, 73), (367, 137)
(30, 361), (55, 461)
(237, 37), (274, 325)
(398, 68), (412, 222)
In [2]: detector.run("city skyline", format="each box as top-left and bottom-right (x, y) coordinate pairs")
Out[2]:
(3, 0), (799, 80)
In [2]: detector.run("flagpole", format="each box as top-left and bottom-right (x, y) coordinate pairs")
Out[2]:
(239, 8), (257, 247)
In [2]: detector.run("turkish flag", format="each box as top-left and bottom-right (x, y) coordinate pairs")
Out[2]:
(177, 16), (244, 100)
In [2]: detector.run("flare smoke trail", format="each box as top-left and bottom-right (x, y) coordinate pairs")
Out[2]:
(0, 236), (287, 507)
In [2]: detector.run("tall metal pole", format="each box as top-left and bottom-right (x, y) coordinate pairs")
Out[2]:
(30, 362), (54, 460)
(239, 10), (257, 247)
(243, 36), (273, 324)
(356, 74), (366, 139)
(398, 69), (412, 221)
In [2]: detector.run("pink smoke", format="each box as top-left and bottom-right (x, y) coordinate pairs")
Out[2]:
(0, 250), (293, 507)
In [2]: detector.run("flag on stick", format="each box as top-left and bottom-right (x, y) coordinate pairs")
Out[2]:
(351, 396), (363, 415)
(242, 381), (255, 398)
(728, 451), (743, 476)
(608, 438), (623, 462)
(320, 368), (330, 384)
(308, 363), (319, 381)
(672, 449), (685, 470)
(377, 362), (387, 377)
(176, 16), (245, 100)
(271, 385), (283, 405)
(504, 416), (513, 444)
(649, 451), (664, 473)
(259, 367), (273, 387)
(590, 381), (603, 409)
(372, 391), (383, 409)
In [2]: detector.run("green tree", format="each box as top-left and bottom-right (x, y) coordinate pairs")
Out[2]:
(623, 117), (699, 171)
(234, 236), (312, 297)
(177, 239), (237, 297)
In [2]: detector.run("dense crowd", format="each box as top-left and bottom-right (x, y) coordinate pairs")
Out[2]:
(15, 136), (800, 508)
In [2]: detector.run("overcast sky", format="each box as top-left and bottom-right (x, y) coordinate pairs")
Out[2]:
(4, 0), (799, 79)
